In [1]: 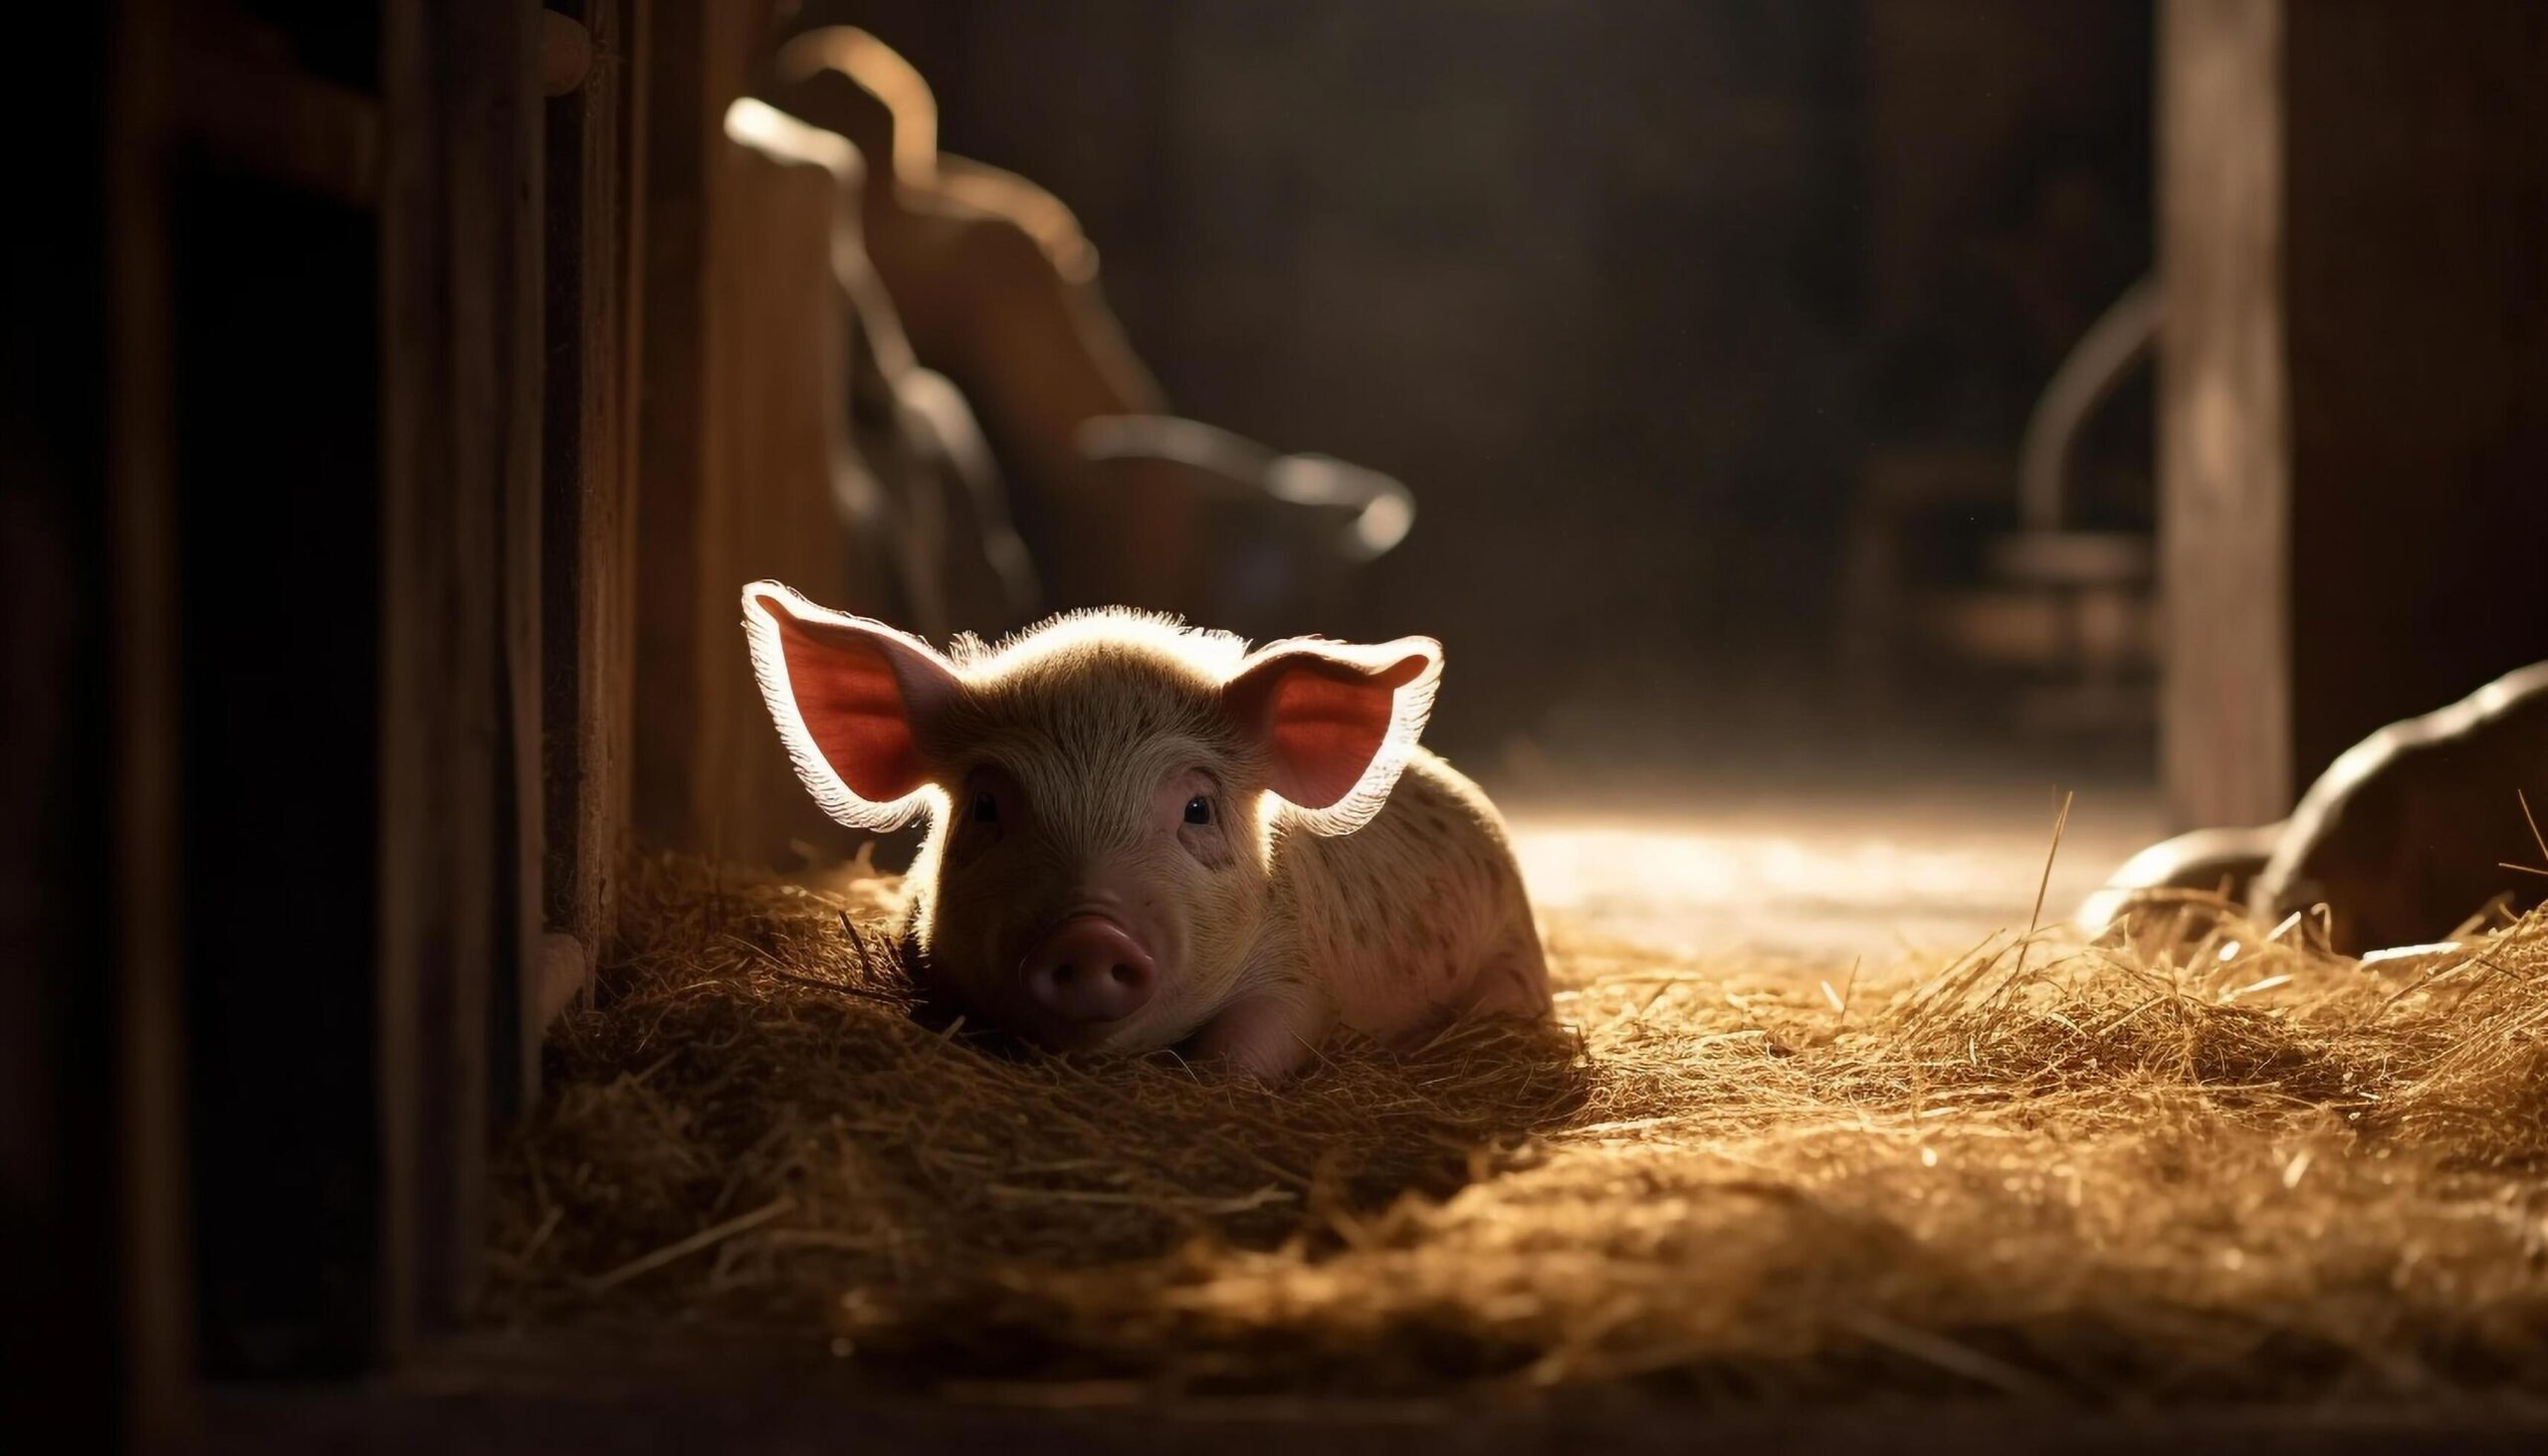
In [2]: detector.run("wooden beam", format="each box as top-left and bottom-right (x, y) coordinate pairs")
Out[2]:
(377, 0), (541, 1353)
(693, 132), (879, 866)
(2158, 0), (2289, 828)
(102, 0), (194, 1440)
(534, 0), (646, 1089)
(633, 0), (858, 869)
(630, 0), (713, 856)
(499, 0), (548, 1135)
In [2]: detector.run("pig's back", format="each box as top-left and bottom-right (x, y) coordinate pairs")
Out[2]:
(1278, 749), (1550, 1038)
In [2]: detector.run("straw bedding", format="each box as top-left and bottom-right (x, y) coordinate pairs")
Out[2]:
(485, 846), (2548, 1403)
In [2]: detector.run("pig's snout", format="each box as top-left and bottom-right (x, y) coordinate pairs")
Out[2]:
(1019, 916), (1158, 1025)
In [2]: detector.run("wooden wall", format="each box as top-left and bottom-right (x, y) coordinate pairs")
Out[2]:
(33, 0), (903, 1419)
(22, 0), (652, 1433)
(2161, 0), (2548, 828)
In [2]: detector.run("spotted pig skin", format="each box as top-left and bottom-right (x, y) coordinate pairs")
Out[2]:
(1264, 749), (1550, 1040)
(741, 581), (1550, 1079)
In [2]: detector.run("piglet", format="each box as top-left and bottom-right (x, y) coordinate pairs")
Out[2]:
(742, 581), (1551, 1079)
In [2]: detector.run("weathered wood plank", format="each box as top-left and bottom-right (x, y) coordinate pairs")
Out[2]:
(2158, 0), (2288, 828)
(534, 0), (652, 1091)
(631, 0), (714, 857)
(100, 0), (192, 1438)
(535, 0), (646, 1091)
(498, 3), (549, 1134)
(378, 0), (540, 1352)
(634, 2), (862, 870)
(693, 133), (875, 866)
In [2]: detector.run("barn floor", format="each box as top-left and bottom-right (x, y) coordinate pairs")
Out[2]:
(1502, 768), (2163, 957)
(463, 761), (2548, 1443)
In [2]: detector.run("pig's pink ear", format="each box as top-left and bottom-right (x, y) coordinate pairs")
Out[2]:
(1224, 635), (1442, 835)
(741, 580), (961, 831)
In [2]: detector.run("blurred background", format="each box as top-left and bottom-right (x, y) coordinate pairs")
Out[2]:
(828, 0), (2156, 786)
(761, 0), (2169, 948)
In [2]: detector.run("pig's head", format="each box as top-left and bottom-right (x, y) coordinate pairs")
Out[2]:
(741, 581), (1441, 1055)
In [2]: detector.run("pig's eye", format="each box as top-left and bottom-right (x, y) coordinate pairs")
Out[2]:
(955, 767), (1021, 851)
(1182, 795), (1212, 826)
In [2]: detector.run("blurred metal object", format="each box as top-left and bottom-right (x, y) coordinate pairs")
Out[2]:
(1983, 275), (2161, 731)
(1978, 526), (2155, 732)
(892, 366), (1042, 624)
(2018, 276), (2160, 534)
(1077, 415), (1415, 634)
(1986, 528), (2150, 588)
(1950, 278), (2164, 731)
(756, 29), (1194, 615)
(2073, 821), (2281, 937)
(750, 32), (1411, 636)
(1078, 415), (1414, 562)
(1840, 277), (2162, 735)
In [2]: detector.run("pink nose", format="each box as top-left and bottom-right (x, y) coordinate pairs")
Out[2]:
(1020, 916), (1158, 1024)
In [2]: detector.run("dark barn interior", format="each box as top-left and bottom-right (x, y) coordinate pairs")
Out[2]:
(8, 2), (2548, 1451)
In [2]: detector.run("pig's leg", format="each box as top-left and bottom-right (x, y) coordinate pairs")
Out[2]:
(1459, 951), (1551, 1019)
(1460, 910), (1552, 1019)
(1186, 984), (1334, 1082)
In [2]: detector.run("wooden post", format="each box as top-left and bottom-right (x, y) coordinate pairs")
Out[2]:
(535, 0), (647, 1096)
(631, 0), (714, 857)
(2160, 0), (2548, 829)
(378, 0), (541, 1352)
(100, 0), (193, 1440)
(634, 1), (864, 869)
(2158, 0), (2288, 828)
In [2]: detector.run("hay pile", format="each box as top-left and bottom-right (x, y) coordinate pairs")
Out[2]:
(485, 850), (2548, 1403)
